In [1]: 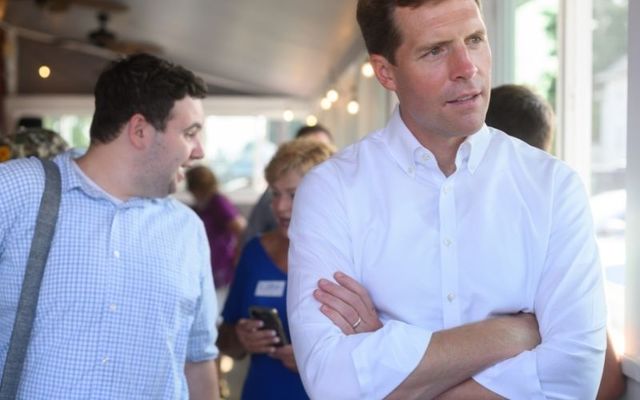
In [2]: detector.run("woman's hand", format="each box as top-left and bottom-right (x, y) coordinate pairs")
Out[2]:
(313, 271), (382, 335)
(234, 318), (280, 354)
(269, 344), (298, 372)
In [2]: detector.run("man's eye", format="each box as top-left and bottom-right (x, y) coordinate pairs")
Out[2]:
(426, 47), (443, 57)
(468, 35), (484, 45)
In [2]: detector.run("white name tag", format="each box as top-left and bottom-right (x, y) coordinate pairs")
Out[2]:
(254, 280), (286, 298)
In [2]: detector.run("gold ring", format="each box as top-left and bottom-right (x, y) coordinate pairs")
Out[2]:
(351, 316), (362, 330)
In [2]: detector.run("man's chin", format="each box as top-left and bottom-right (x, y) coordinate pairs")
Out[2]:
(453, 116), (486, 136)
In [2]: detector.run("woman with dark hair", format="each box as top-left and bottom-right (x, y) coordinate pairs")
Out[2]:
(186, 165), (246, 298)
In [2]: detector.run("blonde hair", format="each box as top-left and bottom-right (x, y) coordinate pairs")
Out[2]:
(265, 138), (336, 184)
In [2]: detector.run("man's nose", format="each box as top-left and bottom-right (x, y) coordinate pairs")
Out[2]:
(449, 45), (478, 81)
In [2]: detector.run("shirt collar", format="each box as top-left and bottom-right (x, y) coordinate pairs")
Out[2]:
(383, 106), (493, 176)
(54, 150), (84, 194)
(458, 124), (492, 174)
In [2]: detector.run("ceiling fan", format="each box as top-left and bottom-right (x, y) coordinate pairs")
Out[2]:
(85, 11), (162, 55)
(1, 7), (162, 58)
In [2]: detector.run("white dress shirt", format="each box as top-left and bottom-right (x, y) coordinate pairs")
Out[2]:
(287, 108), (607, 399)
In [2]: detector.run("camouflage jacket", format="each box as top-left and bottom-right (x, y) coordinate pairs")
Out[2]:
(0, 128), (69, 162)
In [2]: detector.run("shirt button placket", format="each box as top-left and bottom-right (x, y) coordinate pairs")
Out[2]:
(440, 177), (460, 327)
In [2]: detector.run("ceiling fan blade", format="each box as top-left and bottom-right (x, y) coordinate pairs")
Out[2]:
(0, 21), (118, 60)
(34, 0), (128, 13)
(34, 0), (73, 12)
(105, 39), (163, 56)
(71, 0), (128, 13)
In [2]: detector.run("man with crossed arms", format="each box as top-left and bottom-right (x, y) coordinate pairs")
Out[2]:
(286, 0), (607, 398)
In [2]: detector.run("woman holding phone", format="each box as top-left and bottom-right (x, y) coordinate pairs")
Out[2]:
(217, 138), (335, 399)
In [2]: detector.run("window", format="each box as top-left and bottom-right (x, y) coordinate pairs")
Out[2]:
(589, 0), (628, 352)
(510, 0), (628, 353)
(203, 115), (276, 193)
(43, 115), (92, 152)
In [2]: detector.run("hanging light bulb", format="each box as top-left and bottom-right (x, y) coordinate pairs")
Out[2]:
(326, 89), (339, 103)
(320, 97), (332, 110)
(219, 355), (234, 373)
(283, 109), (294, 122)
(306, 115), (318, 126)
(347, 100), (360, 115)
(361, 61), (374, 78)
(38, 65), (51, 79)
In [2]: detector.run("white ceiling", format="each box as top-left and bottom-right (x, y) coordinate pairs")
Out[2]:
(2, 0), (364, 98)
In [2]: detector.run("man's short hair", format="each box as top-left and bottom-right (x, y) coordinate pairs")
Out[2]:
(486, 84), (555, 151)
(357, 0), (481, 65)
(89, 53), (207, 144)
(295, 124), (333, 141)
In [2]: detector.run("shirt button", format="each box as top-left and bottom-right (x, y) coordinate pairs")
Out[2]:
(101, 356), (110, 364)
(113, 250), (120, 258)
(422, 153), (431, 162)
(408, 165), (415, 174)
(109, 304), (117, 312)
(443, 238), (452, 247)
(447, 293), (456, 302)
(443, 185), (451, 195)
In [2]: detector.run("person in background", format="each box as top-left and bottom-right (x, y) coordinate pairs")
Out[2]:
(0, 53), (219, 399)
(485, 83), (554, 151)
(186, 165), (247, 304)
(487, 83), (626, 400)
(216, 138), (335, 400)
(0, 126), (69, 162)
(287, 0), (607, 398)
(241, 124), (334, 247)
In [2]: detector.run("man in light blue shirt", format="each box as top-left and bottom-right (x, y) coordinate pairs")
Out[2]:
(0, 54), (220, 399)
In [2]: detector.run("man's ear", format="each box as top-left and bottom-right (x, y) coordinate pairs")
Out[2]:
(370, 54), (397, 92)
(126, 114), (150, 150)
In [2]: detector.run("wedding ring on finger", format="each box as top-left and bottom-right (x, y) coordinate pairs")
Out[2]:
(351, 316), (362, 330)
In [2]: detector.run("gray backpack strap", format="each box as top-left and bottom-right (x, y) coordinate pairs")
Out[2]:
(0, 159), (61, 400)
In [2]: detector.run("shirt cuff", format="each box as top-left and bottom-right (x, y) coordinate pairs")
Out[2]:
(473, 350), (544, 399)
(352, 320), (432, 398)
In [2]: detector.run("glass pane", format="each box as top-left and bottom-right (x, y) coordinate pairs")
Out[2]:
(203, 115), (276, 193)
(43, 115), (92, 153)
(514, 0), (559, 108)
(590, 0), (628, 353)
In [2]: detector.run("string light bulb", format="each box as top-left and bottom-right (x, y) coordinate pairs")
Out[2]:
(283, 109), (294, 122)
(326, 89), (339, 103)
(361, 61), (374, 78)
(306, 115), (318, 126)
(347, 100), (360, 115)
(320, 97), (332, 110)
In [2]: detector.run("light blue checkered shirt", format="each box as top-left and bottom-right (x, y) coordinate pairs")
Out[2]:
(0, 152), (218, 399)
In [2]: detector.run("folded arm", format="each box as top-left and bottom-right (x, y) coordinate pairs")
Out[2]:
(316, 273), (533, 399)
(471, 171), (608, 398)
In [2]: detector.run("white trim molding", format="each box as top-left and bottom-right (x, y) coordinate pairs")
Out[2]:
(625, 0), (640, 396)
(556, 0), (593, 190)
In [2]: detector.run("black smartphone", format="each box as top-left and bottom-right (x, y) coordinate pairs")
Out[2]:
(248, 305), (290, 347)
